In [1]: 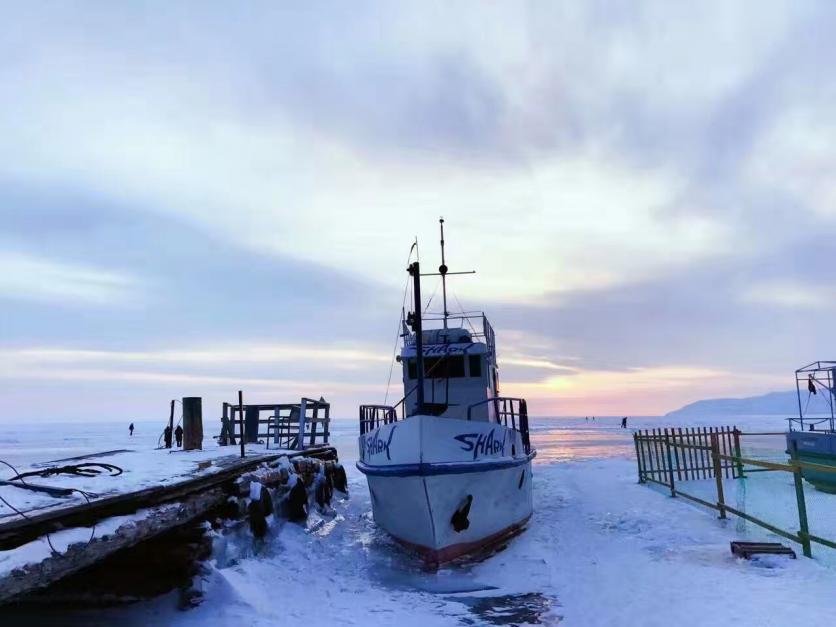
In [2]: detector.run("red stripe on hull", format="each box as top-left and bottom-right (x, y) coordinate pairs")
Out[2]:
(391, 515), (532, 568)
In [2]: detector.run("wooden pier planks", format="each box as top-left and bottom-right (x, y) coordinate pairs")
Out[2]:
(0, 445), (336, 550)
(0, 444), (338, 605)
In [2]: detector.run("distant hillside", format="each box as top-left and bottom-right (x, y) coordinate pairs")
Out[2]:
(664, 390), (817, 418)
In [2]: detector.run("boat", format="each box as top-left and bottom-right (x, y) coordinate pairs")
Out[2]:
(786, 361), (836, 492)
(356, 219), (535, 567)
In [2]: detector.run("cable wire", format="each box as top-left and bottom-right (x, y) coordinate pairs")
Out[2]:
(0, 459), (115, 554)
(384, 244), (420, 405)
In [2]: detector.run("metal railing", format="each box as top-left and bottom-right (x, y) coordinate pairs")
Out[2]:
(467, 397), (530, 454)
(359, 404), (398, 435)
(634, 427), (836, 559)
(405, 312), (496, 358)
(787, 417), (835, 433)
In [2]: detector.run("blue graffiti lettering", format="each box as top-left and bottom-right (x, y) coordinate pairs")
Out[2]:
(454, 428), (506, 460)
(366, 426), (397, 460)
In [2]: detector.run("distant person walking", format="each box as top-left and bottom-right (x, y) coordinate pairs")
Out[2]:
(163, 425), (173, 448)
(129, 422), (135, 436)
(175, 424), (183, 447)
(621, 417), (628, 429)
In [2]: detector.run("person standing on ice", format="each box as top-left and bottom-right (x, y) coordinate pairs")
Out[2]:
(175, 424), (183, 447)
(129, 422), (135, 436)
(163, 425), (173, 448)
(621, 417), (628, 428)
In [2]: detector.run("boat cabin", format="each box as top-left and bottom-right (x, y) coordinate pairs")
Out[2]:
(398, 314), (498, 421)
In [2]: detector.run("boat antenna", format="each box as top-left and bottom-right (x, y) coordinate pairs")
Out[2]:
(430, 218), (475, 330)
(439, 217), (449, 329)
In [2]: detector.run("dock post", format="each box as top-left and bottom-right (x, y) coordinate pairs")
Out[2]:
(182, 397), (203, 451)
(245, 406), (259, 443)
(297, 398), (308, 450)
(167, 400), (175, 449)
(238, 390), (245, 459)
(221, 403), (233, 446)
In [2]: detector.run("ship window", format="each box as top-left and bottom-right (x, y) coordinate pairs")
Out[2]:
(424, 356), (465, 378)
(469, 355), (482, 378)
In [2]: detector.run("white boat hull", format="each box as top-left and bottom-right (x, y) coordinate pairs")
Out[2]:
(357, 414), (534, 565)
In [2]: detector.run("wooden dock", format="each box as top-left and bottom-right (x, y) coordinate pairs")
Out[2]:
(0, 443), (337, 605)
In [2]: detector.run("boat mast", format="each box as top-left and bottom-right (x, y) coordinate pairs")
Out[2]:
(439, 217), (449, 330)
(408, 261), (426, 414)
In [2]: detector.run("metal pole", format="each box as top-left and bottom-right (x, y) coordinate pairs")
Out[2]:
(732, 427), (744, 478)
(168, 399), (175, 449)
(795, 371), (803, 431)
(830, 368), (836, 432)
(439, 217), (448, 330)
(409, 261), (426, 414)
(789, 442), (813, 557)
(238, 390), (245, 459)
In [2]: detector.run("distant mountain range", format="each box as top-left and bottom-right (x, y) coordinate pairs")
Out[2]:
(664, 390), (829, 418)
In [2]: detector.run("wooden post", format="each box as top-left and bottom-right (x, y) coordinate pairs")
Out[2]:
(222, 402), (232, 446)
(724, 427), (734, 478)
(238, 390), (245, 459)
(296, 398), (308, 450)
(645, 430), (656, 482)
(651, 428), (662, 482)
(323, 401), (330, 444)
(633, 433), (644, 483)
(686, 428), (697, 480)
(789, 444), (812, 557)
(182, 397), (203, 451)
(664, 433), (676, 497)
(677, 428), (688, 480)
(667, 428), (682, 481)
(710, 433), (726, 519)
(245, 406), (259, 443)
(310, 401), (319, 448)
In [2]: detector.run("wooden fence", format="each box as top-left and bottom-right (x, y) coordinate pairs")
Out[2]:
(634, 426), (743, 484)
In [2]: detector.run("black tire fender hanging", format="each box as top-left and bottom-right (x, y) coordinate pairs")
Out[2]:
(451, 494), (473, 532)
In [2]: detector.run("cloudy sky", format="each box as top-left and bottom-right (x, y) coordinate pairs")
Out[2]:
(2, 1), (834, 423)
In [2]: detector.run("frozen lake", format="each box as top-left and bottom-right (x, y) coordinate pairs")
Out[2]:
(3, 415), (836, 626)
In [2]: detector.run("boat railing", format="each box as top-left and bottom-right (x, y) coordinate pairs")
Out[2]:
(787, 416), (836, 433)
(467, 397), (531, 454)
(359, 404), (399, 435)
(405, 312), (496, 358)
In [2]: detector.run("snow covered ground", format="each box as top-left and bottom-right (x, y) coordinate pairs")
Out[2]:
(4, 416), (836, 626)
